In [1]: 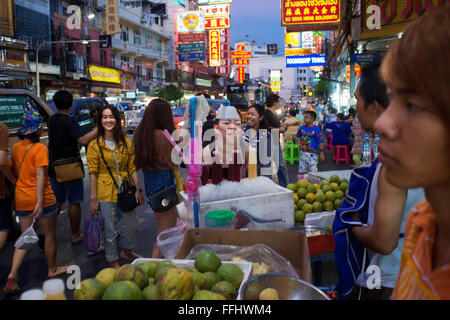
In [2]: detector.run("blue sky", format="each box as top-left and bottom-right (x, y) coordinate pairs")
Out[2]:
(230, 0), (285, 47)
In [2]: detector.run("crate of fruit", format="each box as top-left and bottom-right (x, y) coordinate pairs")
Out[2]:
(288, 173), (349, 227)
(132, 254), (253, 300)
(72, 252), (252, 300)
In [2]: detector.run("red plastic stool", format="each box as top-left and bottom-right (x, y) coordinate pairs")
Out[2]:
(334, 145), (350, 164)
(326, 135), (333, 149)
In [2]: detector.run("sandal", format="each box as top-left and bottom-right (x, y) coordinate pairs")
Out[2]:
(47, 266), (68, 279)
(120, 250), (141, 261)
(3, 277), (20, 295)
(71, 234), (84, 245)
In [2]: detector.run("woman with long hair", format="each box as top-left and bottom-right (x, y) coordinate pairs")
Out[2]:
(4, 112), (66, 294)
(87, 106), (144, 269)
(133, 99), (179, 258)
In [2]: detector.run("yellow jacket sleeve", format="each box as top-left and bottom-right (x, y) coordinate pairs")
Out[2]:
(87, 139), (100, 175)
(125, 137), (137, 176)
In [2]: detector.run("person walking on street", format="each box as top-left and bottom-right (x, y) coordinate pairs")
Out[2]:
(87, 106), (144, 269)
(4, 112), (67, 294)
(264, 94), (288, 187)
(296, 111), (325, 175)
(48, 90), (98, 245)
(0, 121), (16, 254)
(325, 113), (352, 147)
(133, 99), (181, 258)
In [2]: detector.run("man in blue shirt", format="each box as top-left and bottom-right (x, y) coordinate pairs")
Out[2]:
(325, 113), (352, 146)
(296, 111), (325, 174)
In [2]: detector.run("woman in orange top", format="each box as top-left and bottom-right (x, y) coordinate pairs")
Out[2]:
(4, 112), (67, 295)
(374, 7), (450, 300)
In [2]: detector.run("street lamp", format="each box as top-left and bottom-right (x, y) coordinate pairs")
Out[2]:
(35, 39), (105, 98)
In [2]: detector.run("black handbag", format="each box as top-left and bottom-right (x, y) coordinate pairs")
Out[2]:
(147, 184), (178, 213)
(97, 140), (139, 213)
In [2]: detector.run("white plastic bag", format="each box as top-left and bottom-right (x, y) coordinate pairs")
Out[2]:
(156, 219), (188, 259)
(14, 218), (39, 250)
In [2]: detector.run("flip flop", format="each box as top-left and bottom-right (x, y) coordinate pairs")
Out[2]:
(47, 266), (68, 279)
(3, 278), (20, 295)
(120, 251), (141, 261)
(71, 234), (84, 245)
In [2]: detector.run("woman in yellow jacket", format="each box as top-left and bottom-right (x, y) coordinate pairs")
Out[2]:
(87, 106), (144, 269)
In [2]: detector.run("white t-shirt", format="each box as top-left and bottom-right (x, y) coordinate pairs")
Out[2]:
(105, 139), (123, 186)
(356, 162), (426, 288)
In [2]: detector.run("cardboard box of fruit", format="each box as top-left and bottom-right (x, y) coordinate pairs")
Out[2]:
(176, 229), (312, 283)
(72, 251), (252, 300)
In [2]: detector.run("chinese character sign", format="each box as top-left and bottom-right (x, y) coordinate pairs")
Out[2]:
(281, 0), (341, 25)
(209, 30), (221, 67)
(205, 16), (230, 29)
(106, 0), (119, 35)
(238, 66), (245, 84)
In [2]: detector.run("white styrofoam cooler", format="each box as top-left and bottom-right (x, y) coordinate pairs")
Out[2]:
(180, 184), (295, 230)
(132, 258), (253, 300)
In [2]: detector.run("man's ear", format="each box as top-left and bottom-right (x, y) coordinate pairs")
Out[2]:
(373, 102), (385, 117)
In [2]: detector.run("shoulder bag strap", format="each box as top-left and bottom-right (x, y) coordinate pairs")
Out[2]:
(17, 143), (35, 180)
(97, 139), (119, 190)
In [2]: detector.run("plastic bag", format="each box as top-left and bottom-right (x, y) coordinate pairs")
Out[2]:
(84, 214), (104, 254)
(185, 243), (299, 278)
(157, 219), (188, 259)
(14, 218), (38, 250)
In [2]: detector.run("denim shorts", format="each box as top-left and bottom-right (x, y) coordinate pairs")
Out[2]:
(49, 176), (84, 204)
(143, 169), (176, 198)
(0, 197), (13, 232)
(15, 203), (58, 218)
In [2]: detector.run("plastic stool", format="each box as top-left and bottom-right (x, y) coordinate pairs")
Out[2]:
(326, 135), (333, 149)
(334, 145), (350, 164)
(285, 142), (301, 165)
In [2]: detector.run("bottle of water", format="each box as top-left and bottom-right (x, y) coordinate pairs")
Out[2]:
(373, 134), (380, 159)
(362, 134), (372, 164)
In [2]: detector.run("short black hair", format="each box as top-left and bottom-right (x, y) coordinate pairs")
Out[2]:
(328, 107), (335, 114)
(348, 108), (356, 116)
(266, 93), (280, 108)
(288, 108), (297, 117)
(303, 111), (317, 121)
(337, 113), (345, 121)
(358, 62), (389, 109)
(18, 131), (40, 143)
(53, 90), (73, 110)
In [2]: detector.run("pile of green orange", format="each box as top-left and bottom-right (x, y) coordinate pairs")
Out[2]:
(286, 175), (349, 226)
(73, 250), (245, 300)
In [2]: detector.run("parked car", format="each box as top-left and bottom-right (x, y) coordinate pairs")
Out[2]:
(126, 109), (145, 134)
(0, 88), (54, 148)
(115, 101), (134, 111)
(173, 99), (232, 131)
(172, 107), (186, 131)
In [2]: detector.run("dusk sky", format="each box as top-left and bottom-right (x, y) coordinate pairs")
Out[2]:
(230, 0), (285, 48)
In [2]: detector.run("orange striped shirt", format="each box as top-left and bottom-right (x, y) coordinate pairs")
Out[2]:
(392, 201), (450, 300)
